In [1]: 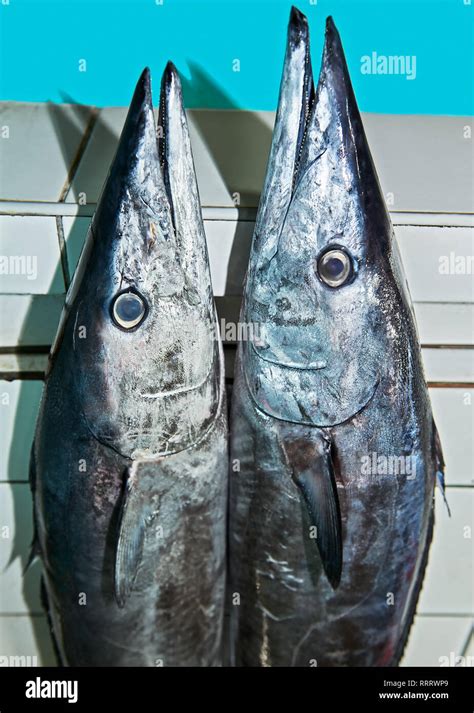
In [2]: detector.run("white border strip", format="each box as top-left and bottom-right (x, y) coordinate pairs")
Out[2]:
(0, 201), (472, 227)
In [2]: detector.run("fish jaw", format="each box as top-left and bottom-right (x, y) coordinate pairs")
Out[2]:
(240, 13), (426, 427)
(49, 66), (222, 459)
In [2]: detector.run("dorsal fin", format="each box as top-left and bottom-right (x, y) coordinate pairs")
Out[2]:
(432, 418), (450, 516)
(26, 443), (41, 574)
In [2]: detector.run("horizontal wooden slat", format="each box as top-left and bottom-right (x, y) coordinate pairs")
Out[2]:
(396, 226), (474, 303)
(0, 221), (471, 350)
(0, 102), (93, 204)
(0, 484), (471, 620)
(0, 345), (471, 385)
(216, 298), (474, 347)
(422, 349), (474, 384)
(62, 109), (474, 215)
(401, 616), (473, 667)
(429, 389), (474, 488)
(0, 483), (42, 615)
(0, 294), (472, 351)
(0, 294), (64, 348)
(1, 201), (473, 228)
(416, 489), (473, 616)
(224, 348), (473, 387)
(0, 216), (64, 294)
(1, 382), (471, 486)
(0, 611), (469, 667)
(415, 304), (474, 346)
(0, 353), (47, 378)
(1, 105), (472, 215)
(61, 218), (474, 303)
(0, 615), (56, 666)
(0, 380), (43, 482)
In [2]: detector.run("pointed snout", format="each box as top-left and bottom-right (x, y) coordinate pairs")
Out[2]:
(288, 5), (309, 45)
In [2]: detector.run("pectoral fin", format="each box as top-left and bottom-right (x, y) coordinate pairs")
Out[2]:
(280, 427), (343, 588)
(114, 463), (157, 607)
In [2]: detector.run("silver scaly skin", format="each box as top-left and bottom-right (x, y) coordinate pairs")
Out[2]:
(229, 8), (445, 667)
(30, 66), (228, 666)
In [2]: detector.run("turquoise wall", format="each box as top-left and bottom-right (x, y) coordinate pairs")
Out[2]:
(0, 0), (472, 115)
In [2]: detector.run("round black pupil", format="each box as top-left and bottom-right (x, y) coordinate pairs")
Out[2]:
(117, 295), (142, 322)
(324, 256), (345, 278)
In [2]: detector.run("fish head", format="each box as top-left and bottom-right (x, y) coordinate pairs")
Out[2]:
(243, 12), (406, 427)
(59, 66), (220, 458)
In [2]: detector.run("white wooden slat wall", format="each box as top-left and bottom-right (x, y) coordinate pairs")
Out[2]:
(0, 103), (472, 667)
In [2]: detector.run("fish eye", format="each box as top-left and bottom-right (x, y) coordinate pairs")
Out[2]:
(317, 247), (353, 288)
(111, 291), (147, 330)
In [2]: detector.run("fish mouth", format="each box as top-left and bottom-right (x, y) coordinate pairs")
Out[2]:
(139, 358), (216, 398)
(250, 340), (327, 371)
(159, 61), (179, 225)
(288, 6), (316, 188)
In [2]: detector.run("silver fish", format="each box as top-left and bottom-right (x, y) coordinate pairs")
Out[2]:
(30, 65), (228, 666)
(228, 8), (445, 667)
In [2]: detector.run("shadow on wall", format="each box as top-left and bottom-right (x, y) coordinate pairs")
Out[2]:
(181, 62), (272, 295)
(7, 99), (102, 667)
(8, 268), (62, 665)
(7, 66), (271, 665)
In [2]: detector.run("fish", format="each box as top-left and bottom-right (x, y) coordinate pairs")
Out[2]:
(29, 65), (228, 666)
(228, 7), (445, 667)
